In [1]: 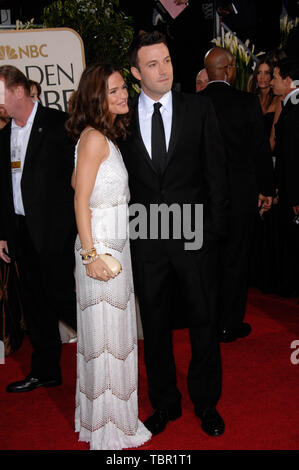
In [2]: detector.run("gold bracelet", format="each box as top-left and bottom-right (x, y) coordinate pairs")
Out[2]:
(83, 254), (100, 265)
(80, 247), (96, 254)
(80, 247), (97, 261)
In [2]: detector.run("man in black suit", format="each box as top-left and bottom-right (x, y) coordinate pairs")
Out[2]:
(119, 31), (227, 438)
(0, 65), (76, 392)
(271, 58), (299, 296)
(201, 47), (274, 342)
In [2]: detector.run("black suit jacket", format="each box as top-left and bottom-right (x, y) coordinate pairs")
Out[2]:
(275, 89), (299, 207)
(201, 82), (274, 215)
(119, 91), (228, 262)
(0, 104), (76, 257)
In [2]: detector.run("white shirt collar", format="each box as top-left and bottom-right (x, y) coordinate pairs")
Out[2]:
(139, 89), (172, 115)
(208, 80), (230, 86)
(283, 88), (299, 106)
(12, 101), (38, 129)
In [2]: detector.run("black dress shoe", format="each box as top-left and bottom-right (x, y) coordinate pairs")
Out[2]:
(237, 322), (251, 338)
(219, 322), (252, 343)
(144, 405), (182, 436)
(6, 375), (62, 393)
(195, 407), (225, 437)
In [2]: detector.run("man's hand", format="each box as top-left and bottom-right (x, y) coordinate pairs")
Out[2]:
(293, 205), (299, 216)
(0, 240), (11, 263)
(258, 194), (273, 214)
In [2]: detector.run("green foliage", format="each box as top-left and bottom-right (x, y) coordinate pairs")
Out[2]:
(42, 0), (134, 69)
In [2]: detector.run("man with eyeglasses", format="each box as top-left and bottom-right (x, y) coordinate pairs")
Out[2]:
(200, 47), (274, 343)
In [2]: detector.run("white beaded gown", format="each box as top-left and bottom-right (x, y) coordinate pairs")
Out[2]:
(74, 138), (151, 450)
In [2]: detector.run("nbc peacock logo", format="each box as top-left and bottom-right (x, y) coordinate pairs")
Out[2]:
(0, 45), (18, 60)
(0, 44), (48, 60)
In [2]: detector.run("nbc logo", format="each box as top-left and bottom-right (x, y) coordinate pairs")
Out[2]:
(0, 45), (18, 60)
(0, 44), (48, 60)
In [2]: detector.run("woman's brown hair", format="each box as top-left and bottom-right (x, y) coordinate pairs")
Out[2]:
(66, 63), (129, 142)
(247, 55), (275, 108)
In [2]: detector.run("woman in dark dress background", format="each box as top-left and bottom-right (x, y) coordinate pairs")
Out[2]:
(248, 56), (282, 294)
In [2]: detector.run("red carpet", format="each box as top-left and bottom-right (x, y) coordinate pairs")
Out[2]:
(1, 289), (298, 451)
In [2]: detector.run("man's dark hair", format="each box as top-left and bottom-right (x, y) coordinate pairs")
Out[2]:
(128, 31), (168, 69)
(0, 65), (30, 95)
(275, 58), (299, 81)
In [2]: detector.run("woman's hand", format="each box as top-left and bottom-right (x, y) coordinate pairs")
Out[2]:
(85, 257), (115, 281)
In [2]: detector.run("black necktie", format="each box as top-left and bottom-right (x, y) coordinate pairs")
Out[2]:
(151, 102), (167, 173)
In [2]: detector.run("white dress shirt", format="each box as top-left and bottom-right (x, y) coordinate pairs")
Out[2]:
(138, 90), (172, 159)
(11, 101), (38, 215)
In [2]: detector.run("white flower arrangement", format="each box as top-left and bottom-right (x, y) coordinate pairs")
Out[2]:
(280, 14), (299, 48)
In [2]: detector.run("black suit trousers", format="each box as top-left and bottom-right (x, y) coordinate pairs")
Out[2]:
(218, 211), (255, 330)
(132, 239), (222, 411)
(16, 216), (76, 380)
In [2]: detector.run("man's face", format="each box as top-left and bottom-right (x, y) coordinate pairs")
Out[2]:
(131, 42), (173, 100)
(271, 67), (289, 97)
(0, 79), (19, 118)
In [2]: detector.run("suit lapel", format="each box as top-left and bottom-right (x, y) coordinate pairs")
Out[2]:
(280, 89), (299, 118)
(163, 91), (184, 173)
(131, 99), (158, 175)
(22, 103), (45, 176)
(276, 91), (297, 136)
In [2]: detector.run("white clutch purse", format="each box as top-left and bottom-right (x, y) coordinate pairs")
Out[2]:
(99, 253), (122, 276)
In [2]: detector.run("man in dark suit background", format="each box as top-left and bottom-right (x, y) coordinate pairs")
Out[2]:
(0, 65), (76, 392)
(119, 31), (228, 438)
(201, 47), (274, 342)
(271, 58), (299, 296)
(272, 59), (299, 216)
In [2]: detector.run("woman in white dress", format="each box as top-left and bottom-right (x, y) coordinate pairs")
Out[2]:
(66, 63), (151, 450)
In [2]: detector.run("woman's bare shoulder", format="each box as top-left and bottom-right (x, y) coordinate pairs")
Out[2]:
(78, 128), (109, 158)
